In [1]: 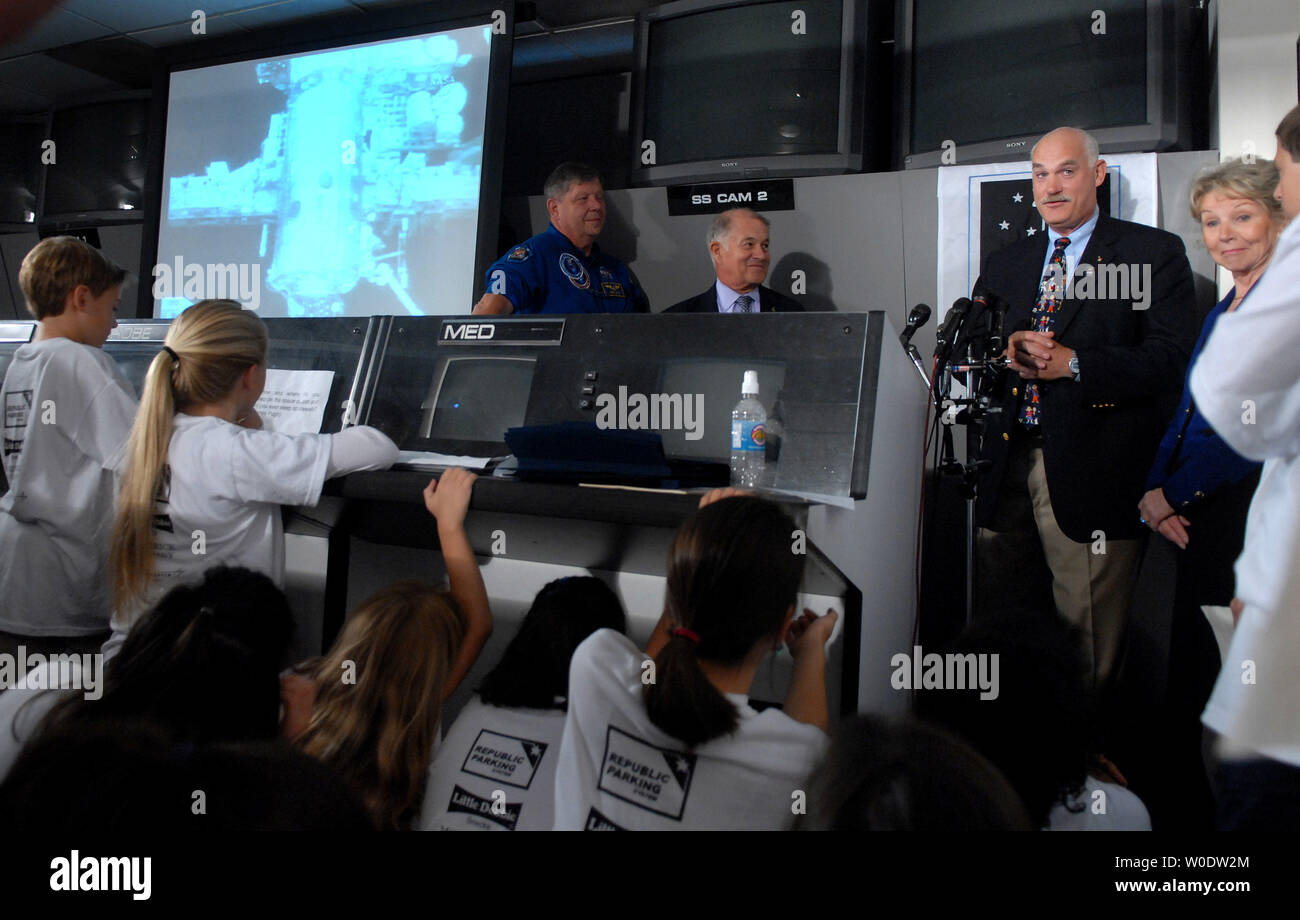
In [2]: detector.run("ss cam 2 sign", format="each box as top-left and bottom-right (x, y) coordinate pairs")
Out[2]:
(667, 179), (795, 216)
(690, 190), (771, 205)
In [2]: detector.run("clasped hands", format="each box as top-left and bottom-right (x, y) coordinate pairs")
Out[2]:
(1005, 330), (1076, 380)
(1138, 487), (1190, 550)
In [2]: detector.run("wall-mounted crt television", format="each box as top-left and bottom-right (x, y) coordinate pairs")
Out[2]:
(0, 116), (49, 230)
(896, 0), (1206, 169)
(630, 0), (872, 185)
(40, 94), (149, 226)
(153, 10), (511, 319)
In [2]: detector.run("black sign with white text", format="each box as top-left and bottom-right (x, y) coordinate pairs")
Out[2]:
(436, 317), (565, 346)
(666, 179), (795, 216)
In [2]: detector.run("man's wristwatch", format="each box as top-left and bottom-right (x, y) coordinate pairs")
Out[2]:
(1068, 353), (1080, 381)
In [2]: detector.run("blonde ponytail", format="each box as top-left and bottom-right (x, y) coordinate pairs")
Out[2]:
(110, 300), (268, 610)
(110, 350), (178, 607)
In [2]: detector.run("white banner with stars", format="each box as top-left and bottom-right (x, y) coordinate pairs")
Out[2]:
(937, 153), (1159, 320)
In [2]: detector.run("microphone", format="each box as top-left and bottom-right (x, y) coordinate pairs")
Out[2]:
(986, 293), (1007, 356)
(970, 285), (1007, 356)
(900, 303), (931, 347)
(934, 297), (971, 359)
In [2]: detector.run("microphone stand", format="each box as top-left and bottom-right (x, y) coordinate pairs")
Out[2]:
(899, 304), (934, 390)
(933, 305), (1004, 625)
(905, 344), (931, 388)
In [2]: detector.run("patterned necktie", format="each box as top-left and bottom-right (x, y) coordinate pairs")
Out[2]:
(734, 294), (754, 313)
(1019, 236), (1070, 428)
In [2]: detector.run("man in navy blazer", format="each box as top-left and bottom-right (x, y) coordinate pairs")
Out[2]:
(664, 208), (804, 313)
(972, 127), (1198, 690)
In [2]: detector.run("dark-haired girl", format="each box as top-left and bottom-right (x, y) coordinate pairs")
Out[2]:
(0, 566), (295, 783)
(554, 490), (837, 830)
(420, 576), (626, 831)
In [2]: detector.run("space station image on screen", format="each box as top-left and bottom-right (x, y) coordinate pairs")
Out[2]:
(156, 25), (492, 318)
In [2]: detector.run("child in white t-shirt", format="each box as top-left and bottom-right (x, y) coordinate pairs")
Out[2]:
(421, 575), (627, 831)
(0, 236), (135, 653)
(554, 489), (838, 830)
(293, 468), (496, 831)
(1046, 775), (1151, 831)
(107, 299), (398, 649)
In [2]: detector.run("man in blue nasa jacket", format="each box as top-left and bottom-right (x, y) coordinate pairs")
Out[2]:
(473, 163), (650, 315)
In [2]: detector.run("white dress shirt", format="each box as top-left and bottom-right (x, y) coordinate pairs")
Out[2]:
(1189, 217), (1300, 766)
(715, 280), (761, 313)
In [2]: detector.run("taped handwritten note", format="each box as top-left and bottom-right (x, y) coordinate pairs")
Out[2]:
(255, 369), (335, 435)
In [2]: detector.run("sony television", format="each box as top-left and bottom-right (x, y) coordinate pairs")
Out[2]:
(0, 116), (49, 231)
(896, 0), (1207, 168)
(630, 0), (873, 185)
(151, 8), (511, 319)
(39, 94), (150, 227)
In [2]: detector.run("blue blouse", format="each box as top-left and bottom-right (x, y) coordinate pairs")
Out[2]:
(1145, 288), (1262, 510)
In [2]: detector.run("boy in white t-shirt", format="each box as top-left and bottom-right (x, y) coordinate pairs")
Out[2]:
(0, 237), (135, 657)
(554, 491), (837, 831)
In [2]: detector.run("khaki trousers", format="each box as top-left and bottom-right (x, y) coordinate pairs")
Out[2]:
(977, 436), (1140, 689)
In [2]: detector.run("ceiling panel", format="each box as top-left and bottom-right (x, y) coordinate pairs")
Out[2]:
(0, 0), (663, 116)
(228, 0), (363, 30)
(0, 8), (114, 60)
(127, 15), (253, 49)
(346, 0), (446, 7)
(0, 54), (122, 110)
(530, 0), (656, 27)
(43, 36), (157, 88)
(554, 21), (636, 59)
(0, 82), (56, 116)
(62, 0), (285, 33)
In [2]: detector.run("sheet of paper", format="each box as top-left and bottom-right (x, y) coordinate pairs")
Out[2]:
(254, 368), (335, 436)
(395, 451), (496, 471)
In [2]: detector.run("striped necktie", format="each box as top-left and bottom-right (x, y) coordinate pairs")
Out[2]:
(1019, 236), (1069, 428)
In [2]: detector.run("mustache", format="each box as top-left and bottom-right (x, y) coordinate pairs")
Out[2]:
(1038, 195), (1072, 205)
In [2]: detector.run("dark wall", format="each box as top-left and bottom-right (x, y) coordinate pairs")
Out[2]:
(502, 71), (632, 198)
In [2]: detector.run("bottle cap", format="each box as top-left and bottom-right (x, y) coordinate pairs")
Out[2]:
(742, 370), (759, 396)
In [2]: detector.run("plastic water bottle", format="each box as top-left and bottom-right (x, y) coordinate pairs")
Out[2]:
(730, 370), (766, 488)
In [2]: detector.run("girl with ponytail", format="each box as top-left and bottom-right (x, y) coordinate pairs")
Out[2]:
(554, 489), (838, 830)
(107, 300), (397, 654)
